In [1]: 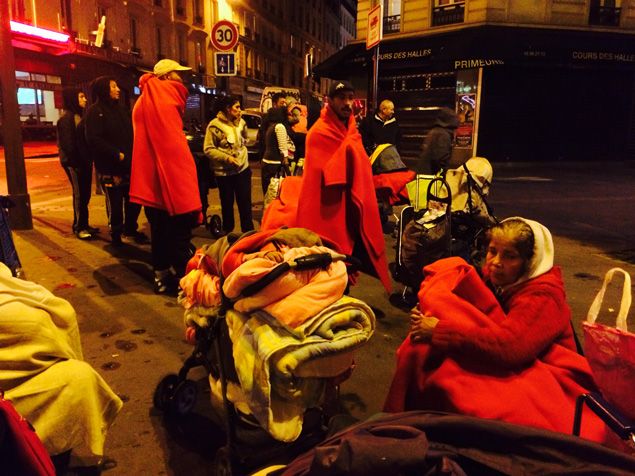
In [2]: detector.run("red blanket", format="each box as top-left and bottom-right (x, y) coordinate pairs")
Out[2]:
(296, 107), (390, 292)
(260, 176), (303, 232)
(373, 170), (415, 205)
(384, 257), (607, 443)
(130, 74), (201, 216)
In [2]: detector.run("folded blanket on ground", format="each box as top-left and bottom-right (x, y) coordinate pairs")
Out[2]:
(226, 295), (375, 442)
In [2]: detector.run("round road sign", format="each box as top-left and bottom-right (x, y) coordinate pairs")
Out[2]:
(211, 20), (239, 51)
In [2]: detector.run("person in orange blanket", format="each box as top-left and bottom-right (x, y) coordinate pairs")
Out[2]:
(384, 217), (607, 443)
(130, 59), (202, 295)
(296, 81), (391, 292)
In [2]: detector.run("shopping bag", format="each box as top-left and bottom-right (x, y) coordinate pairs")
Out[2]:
(582, 267), (635, 419)
(263, 166), (289, 209)
(0, 390), (56, 476)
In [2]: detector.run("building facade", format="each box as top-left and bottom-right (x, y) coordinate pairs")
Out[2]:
(6, 0), (356, 129)
(315, 0), (635, 162)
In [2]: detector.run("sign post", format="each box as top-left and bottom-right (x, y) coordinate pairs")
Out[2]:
(367, 3), (383, 112)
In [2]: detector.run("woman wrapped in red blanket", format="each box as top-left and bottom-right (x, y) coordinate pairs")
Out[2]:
(384, 217), (608, 443)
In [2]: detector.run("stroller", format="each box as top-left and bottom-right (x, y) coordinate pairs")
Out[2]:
(391, 157), (496, 305)
(369, 144), (416, 233)
(153, 228), (376, 475)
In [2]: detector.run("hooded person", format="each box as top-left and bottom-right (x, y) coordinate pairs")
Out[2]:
(384, 217), (608, 444)
(57, 87), (97, 240)
(417, 106), (459, 174)
(84, 75), (146, 246)
(130, 59), (202, 295)
(295, 81), (391, 292)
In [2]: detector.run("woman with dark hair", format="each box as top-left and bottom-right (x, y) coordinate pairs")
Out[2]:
(261, 106), (295, 194)
(385, 217), (607, 443)
(84, 76), (146, 246)
(56, 88), (97, 240)
(203, 95), (254, 235)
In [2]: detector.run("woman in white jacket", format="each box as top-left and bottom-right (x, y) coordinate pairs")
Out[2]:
(204, 95), (254, 234)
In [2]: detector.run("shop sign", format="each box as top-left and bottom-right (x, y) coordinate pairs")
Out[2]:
(454, 59), (505, 70)
(379, 48), (432, 61)
(571, 50), (635, 63)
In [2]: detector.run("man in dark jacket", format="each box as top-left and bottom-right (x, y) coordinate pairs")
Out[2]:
(359, 99), (402, 156)
(84, 76), (146, 246)
(417, 107), (459, 174)
(57, 87), (97, 240)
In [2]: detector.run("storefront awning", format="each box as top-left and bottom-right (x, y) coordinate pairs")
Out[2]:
(314, 26), (635, 78)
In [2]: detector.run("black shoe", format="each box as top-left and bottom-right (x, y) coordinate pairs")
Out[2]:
(111, 234), (123, 246)
(122, 231), (149, 244)
(154, 275), (178, 295)
(86, 226), (100, 234)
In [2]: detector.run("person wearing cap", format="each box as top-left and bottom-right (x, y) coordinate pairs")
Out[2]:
(130, 59), (202, 295)
(85, 76), (146, 246)
(295, 80), (391, 293)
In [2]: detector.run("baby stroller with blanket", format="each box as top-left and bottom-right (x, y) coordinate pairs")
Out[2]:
(391, 157), (496, 306)
(153, 228), (376, 475)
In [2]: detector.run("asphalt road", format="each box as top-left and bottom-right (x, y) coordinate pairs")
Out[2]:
(1, 155), (634, 475)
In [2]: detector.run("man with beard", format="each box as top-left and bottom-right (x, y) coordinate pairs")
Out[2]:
(295, 81), (390, 292)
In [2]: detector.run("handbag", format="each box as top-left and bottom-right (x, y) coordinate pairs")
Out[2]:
(582, 268), (635, 420)
(0, 390), (56, 476)
(263, 165), (289, 209)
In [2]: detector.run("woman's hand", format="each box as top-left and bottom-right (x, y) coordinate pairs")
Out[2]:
(409, 307), (439, 343)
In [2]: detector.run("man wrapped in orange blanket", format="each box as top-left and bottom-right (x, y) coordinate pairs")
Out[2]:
(384, 218), (607, 443)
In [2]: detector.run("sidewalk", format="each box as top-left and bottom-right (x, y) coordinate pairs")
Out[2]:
(0, 140), (59, 160)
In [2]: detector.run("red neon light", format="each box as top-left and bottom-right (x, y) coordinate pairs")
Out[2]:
(10, 21), (69, 43)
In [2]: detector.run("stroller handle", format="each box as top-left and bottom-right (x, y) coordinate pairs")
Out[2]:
(238, 253), (361, 299)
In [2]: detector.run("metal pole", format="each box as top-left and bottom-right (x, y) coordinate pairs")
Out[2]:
(0, 2), (32, 230)
(371, 44), (379, 111)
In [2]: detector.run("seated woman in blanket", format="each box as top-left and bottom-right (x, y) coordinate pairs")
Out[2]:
(384, 217), (607, 442)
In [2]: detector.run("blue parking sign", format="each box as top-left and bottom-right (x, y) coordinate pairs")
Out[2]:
(215, 52), (236, 76)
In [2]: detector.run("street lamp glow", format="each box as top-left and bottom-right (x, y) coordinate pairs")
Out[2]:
(218, 0), (232, 20)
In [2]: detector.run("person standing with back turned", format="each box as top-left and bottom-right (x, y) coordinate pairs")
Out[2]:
(130, 59), (202, 295)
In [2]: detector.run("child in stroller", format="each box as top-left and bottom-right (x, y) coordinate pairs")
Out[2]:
(154, 227), (376, 474)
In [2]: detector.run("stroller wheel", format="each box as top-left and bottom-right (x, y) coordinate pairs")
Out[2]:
(171, 379), (198, 415)
(206, 214), (223, 238)
(153, 374), (179, 411)
(213, 446), (233, 476)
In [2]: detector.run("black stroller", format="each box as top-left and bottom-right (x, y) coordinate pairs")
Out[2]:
(153, 230), (373, 475)
(391, 157), (497, 307)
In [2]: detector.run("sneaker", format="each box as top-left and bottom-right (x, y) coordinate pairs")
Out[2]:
(154, 275), (178, 295)
(76, 230), (93, 240)
(122, 231), (149, 244)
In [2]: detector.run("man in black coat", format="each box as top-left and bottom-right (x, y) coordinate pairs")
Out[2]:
(84, 76), (146, 246)
(359, 99), (402, 156)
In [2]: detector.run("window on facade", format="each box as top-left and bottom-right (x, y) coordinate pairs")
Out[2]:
(175, 0), (185, 16)
(156, 27), (163, 59)
(177, 32), (187, 64)
(432, 0), (465, 27)
(589, 0), (622, 26)
(195, 40), (204, 72)
(193, 0), (203, 24)
(130, 17), (139, 51)
(384, 0), (402, 33)
(11, 0), (26, 20)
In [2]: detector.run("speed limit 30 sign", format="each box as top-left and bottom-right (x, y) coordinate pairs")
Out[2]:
(211, 20), (239, 51)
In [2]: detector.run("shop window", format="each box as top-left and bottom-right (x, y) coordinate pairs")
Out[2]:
(432, 0), (465, 27)
(384, 0), (401, 34)
(589, 0), (622, 26)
